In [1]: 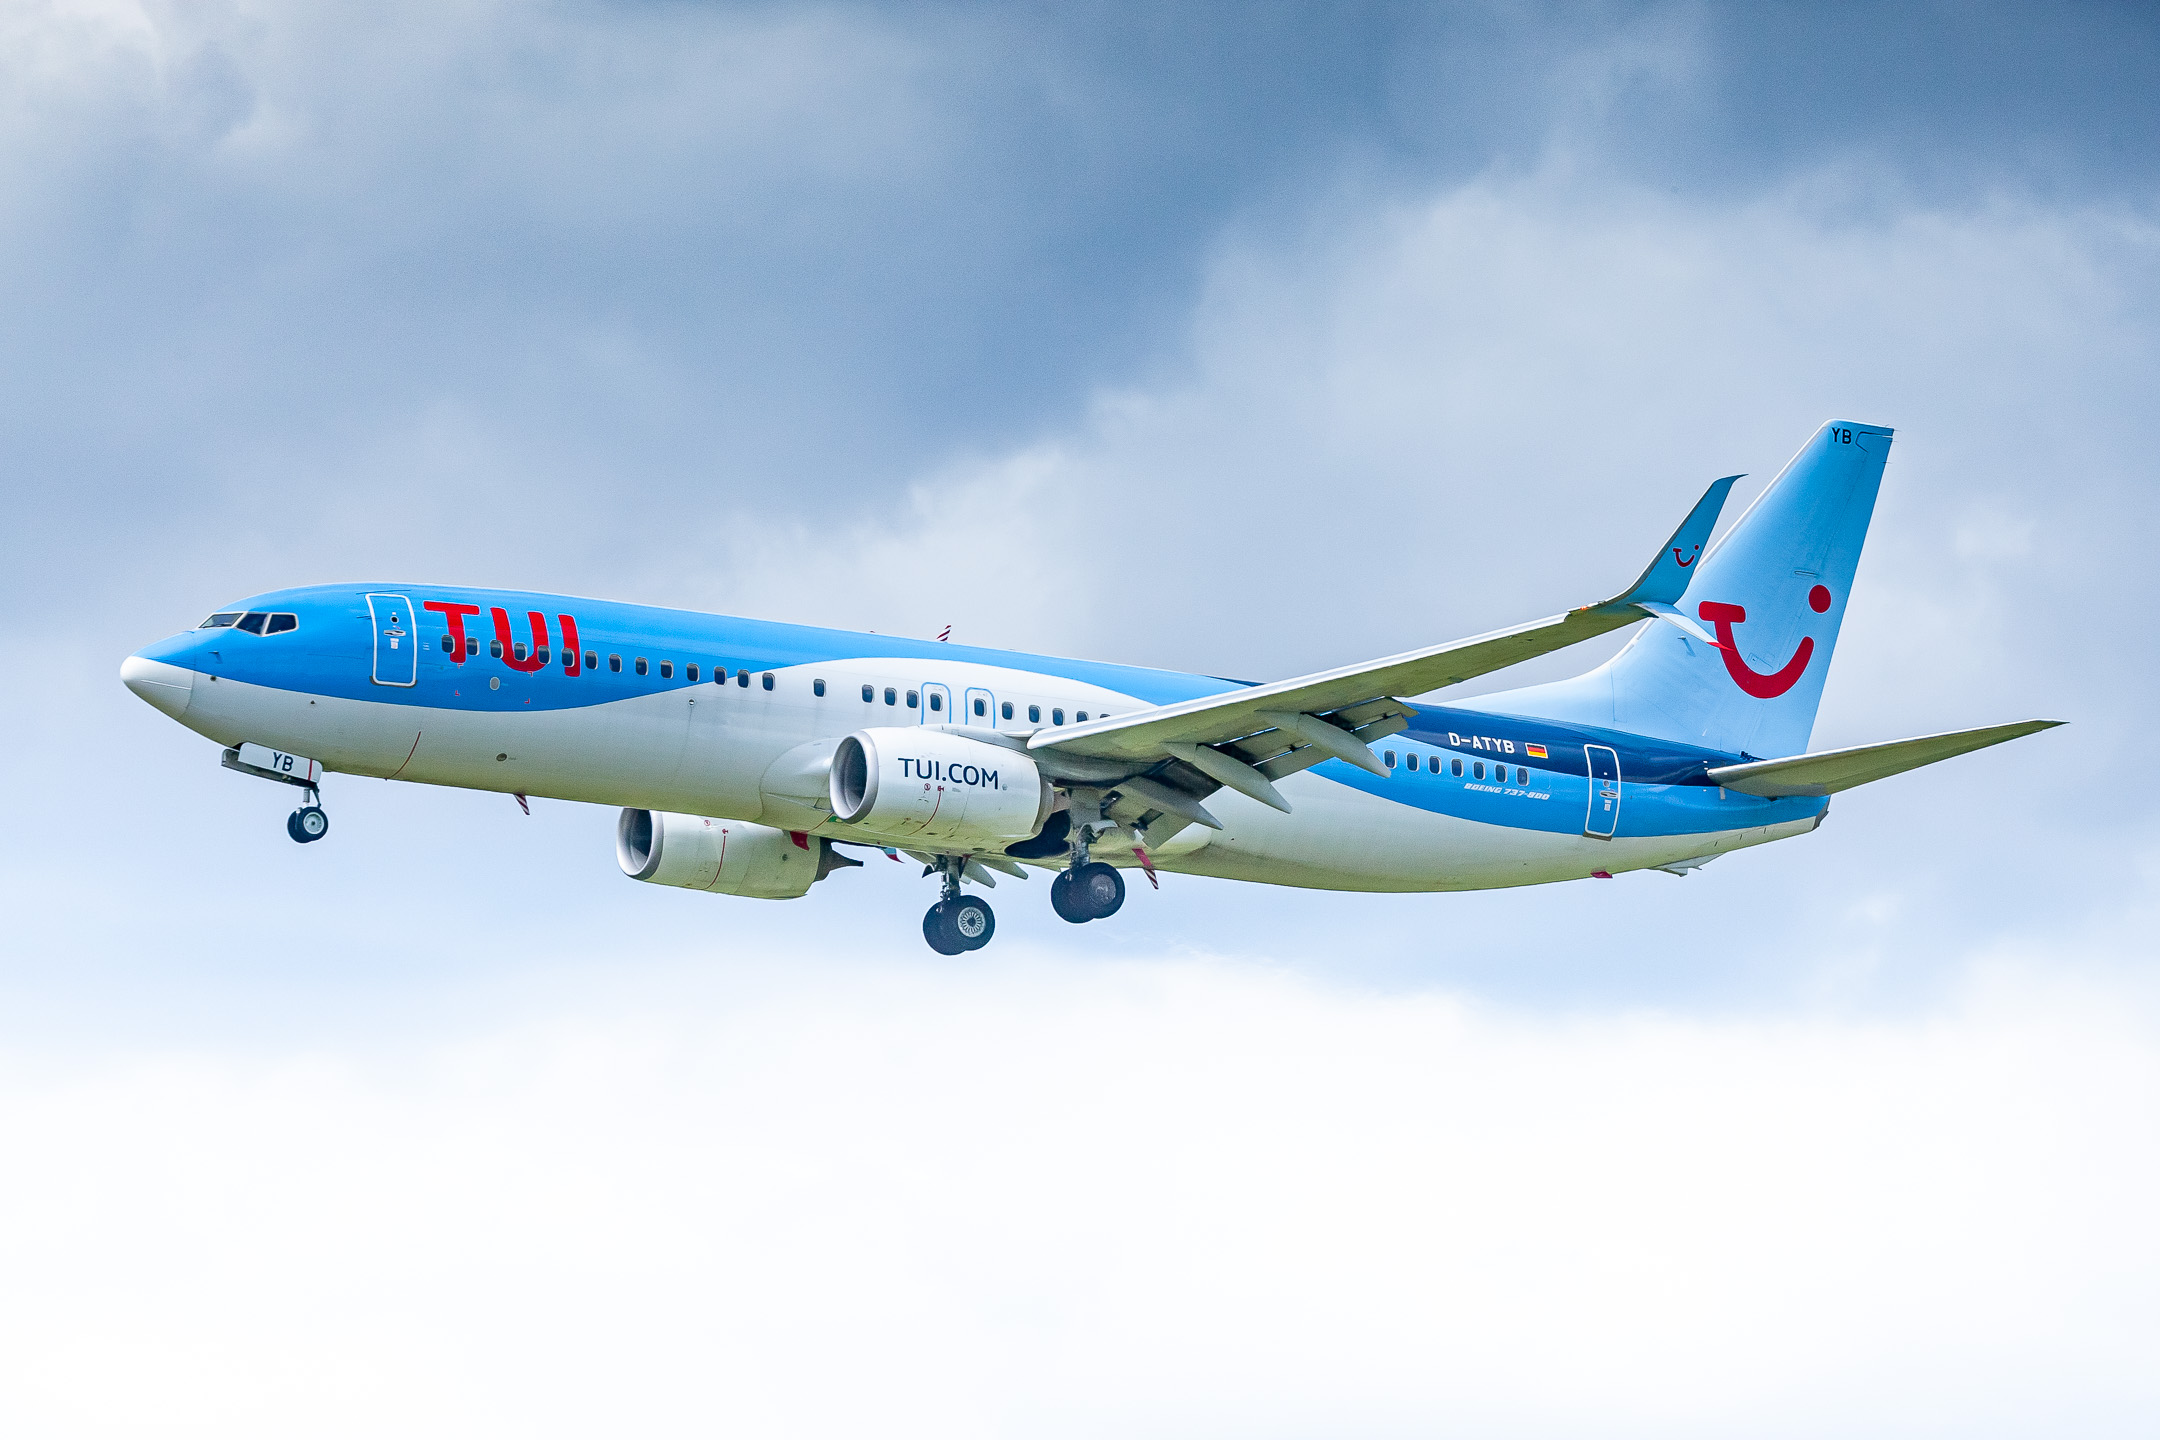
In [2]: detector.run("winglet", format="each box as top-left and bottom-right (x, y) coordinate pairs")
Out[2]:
(1598, 474), (1741, 613)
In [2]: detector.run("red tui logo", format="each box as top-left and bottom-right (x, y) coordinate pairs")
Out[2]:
(1697, 595), (1828, 699)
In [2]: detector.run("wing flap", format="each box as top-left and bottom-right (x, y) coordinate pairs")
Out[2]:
(1706, 719), (2064, 798)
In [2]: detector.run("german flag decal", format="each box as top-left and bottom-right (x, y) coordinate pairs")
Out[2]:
(1525, 743), (1548, 759)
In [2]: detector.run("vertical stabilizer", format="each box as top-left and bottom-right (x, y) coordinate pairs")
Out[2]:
(1476, 420), (1893, 757)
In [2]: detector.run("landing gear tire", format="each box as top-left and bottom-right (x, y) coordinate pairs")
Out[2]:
(1050, 869), (1088, 924)
(1052, 861), (1124, 922)
(288, 806), (329, 844)
(924, 896), (995, 954)
(924, 903), (965, 955)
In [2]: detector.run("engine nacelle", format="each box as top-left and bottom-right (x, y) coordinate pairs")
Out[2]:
(829, 727), (1052, 846)
(616, 810), (839, 899)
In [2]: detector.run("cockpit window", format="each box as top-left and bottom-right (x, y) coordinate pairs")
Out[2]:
(235, 613), (269, 635)
(265, 613), (298, 635)
(200, 612), (242, 629)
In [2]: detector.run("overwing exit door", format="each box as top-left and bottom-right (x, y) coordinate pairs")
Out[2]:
(963, 687), (996, 726)
(920, 682), (951, 724)
(1583, 744), (1621, 838)
(367, 593), (417, 687)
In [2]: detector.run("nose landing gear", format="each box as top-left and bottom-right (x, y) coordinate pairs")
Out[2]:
(221, 746), (332, 845)
(286, 804), (330, 844)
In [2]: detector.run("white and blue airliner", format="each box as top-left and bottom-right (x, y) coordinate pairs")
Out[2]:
(122, 420), (2057, 951)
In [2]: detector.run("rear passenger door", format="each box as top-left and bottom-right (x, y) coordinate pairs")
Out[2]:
(1583, 745), (1621, 838)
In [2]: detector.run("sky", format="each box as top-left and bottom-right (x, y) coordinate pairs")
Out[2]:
(3, 2), (2158, 1434)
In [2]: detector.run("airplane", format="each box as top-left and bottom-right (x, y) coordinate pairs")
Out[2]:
(121, 419), (2059, 953)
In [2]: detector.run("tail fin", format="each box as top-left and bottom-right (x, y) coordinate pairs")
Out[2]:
(1478, 420), (1893, 757)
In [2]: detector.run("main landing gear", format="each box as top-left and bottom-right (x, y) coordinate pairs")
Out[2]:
(923, 856), (995, 955)
(1050, 797), (1126, 924)
(914, 800), (1137, 950)
(1050, 862), (1124, 923)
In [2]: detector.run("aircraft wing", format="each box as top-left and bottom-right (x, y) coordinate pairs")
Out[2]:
(1705, 719), (2065, 798)
(1028, 476), (1740, 801)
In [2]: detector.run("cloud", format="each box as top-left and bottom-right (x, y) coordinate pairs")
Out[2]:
(710, 164), (2159, 735)
(1, 950), (2155, 1437)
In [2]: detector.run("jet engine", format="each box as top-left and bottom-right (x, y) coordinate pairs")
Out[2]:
(829, 727), (1053, 846)
(616, 810), (852, 899)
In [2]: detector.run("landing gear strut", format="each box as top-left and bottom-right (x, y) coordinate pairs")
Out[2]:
(922, 856), (995, 954)
(1050, 794), (1126, 923)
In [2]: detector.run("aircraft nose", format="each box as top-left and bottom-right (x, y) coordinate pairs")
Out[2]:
(121, 653), (195, 718)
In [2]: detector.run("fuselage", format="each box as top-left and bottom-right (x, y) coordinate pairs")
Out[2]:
(123, 583), (1827, 891)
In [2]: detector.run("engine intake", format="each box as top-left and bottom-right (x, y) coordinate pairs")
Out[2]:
(616, 810), (849, 899)
(829, 728), (1052, 846)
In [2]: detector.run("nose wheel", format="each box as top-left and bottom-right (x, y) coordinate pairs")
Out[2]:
(287, 803), (329, 844)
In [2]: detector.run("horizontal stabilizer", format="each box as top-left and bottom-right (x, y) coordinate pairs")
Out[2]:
(1706, 719), (2064, 798)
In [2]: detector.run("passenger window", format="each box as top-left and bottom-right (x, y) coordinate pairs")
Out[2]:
(1385, 750), (1396, 768)
(1517, 766), (1528, 784)
(862, 684), (875, 702)
(440, 634), (454, 654)
(608, 654), (621, 672)
(199, 612), (242, 629)
(906, 690), (918, 708)
(1052, 708), (1064, 725)
(266, 613), (298, 634)
(973, 698), (986, 717)
(686, 664), (699, 682)
(1473, 762), (1485, 779)
(1076, 711), (1088, 722)
(635, 658), (648, 676)
(491, 639), (505, 658)
(762, 673), (774, 691)
(929, 692), (943, 712)
(814, 679), (826, 697)
(1405, 753), (1419, 771)
(236, 612), (268, 635)
(562, 650), (576, 671)
(884, 687), (897, 705)
(1001, 702), (1013, 719)
(1028, 705), (1041, 723)
(513, 641), (527, 661)
(659, 661), (673, 679)
(468, 637), (479, 657)
(584, 651), (595, 670)
(535, 647), (549, 664)
(738, 670), (750, 687)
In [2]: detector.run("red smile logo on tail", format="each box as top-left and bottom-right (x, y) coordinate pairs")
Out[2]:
(1698, 585), (1831, 699)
